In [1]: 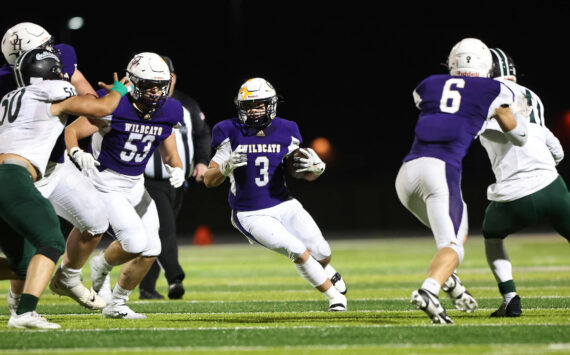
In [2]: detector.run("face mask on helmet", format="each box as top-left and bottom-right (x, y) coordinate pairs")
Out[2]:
(490, 48), (517, 82)
(2, 22), (54, 66)
(126, 52), (171, 112)
(13, 48), (63, 87)
(234, 78), (278, 129)
(447, 38), (492, 78)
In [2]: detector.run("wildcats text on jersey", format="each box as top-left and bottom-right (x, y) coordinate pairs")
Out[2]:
(235, 143), (281, 154)
(124, 122), (163, 136)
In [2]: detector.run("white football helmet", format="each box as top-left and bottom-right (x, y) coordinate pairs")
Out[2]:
(447, 38), (492, 78)
(2, 22), (53, 65)
(234, 77), (278, 129)
(126, 52), (171, 111)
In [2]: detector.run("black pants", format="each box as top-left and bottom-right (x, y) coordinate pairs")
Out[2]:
(140, 179), (185, 290)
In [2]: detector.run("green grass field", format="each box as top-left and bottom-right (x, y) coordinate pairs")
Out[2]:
(0, 233), (568, 354)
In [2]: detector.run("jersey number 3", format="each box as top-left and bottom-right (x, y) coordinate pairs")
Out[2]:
(440, 78), (465, 114)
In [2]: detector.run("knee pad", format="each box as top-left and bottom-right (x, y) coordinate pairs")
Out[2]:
(36, 246), (64, 264)
(309, 240), (331, 261)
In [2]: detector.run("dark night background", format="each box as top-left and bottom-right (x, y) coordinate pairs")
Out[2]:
(2, 2), (569, 240)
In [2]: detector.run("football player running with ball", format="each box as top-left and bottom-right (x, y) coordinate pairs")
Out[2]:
(204, 78), (347, 312)
(395, 38), (529, 324)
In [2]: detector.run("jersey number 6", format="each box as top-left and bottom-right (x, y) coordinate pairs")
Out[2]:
(440, 78), (465, 114)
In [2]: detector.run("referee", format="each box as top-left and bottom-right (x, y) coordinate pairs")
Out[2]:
(139, 56), (212, 299)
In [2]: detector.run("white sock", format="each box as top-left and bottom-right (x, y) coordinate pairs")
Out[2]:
(504, 291), (517, 304)
(60, 264), (82, 287)
(323, 264), (337, 279)
(112, 283), (132, 304)
(323, 285), (343, 301)
(421, 278), (441, 295)
(9, 288), (21, 298)
(485, 239), (513, 283)
(294, 257), (327, 288)
(93, 254), (113, 274)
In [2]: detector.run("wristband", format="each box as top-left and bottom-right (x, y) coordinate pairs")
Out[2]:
(69, 147), (81, 158)
(110, 81), (131, 97)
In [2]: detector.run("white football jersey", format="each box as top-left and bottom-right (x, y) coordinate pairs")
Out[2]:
(0, 80), (75, 178)
(479, 78), (559, 202)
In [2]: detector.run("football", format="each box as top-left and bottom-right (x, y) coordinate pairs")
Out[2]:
(285, 148), (307, 179)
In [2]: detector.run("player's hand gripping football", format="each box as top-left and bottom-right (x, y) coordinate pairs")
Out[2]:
(219, 151), (247, 176)
(69, 147), (100, 171)
(165, 164), (185, 188)
(294, 148), (325, 175)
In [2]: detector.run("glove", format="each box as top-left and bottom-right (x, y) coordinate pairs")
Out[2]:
(219, 151), (247, 176)
(294, 148), (325, 175)
(69, 147), (100, 171)
(165, 164), (185, 188)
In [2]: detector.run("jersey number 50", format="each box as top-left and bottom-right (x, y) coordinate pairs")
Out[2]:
(440, 78), (465, 114)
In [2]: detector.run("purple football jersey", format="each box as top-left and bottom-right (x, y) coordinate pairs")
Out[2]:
(211, 117), (302, 211)
(0, 43), (78, 164)
(93, 92), (184, 176)
(403, 74), (515, 169)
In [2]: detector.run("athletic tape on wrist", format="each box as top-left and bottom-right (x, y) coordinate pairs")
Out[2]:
(110, 81), (131, 97)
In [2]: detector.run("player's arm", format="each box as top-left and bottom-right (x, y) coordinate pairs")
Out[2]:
(64, 116), (106, 171)
(158, 133), (183, 169)
(159, 133), (185, 188)
(204, 160), (227, 188)
(51, 73), (131, 118)
(204, 140), (247, 188)
(70, 69), (98, 99)
(493, 105), (527, 146)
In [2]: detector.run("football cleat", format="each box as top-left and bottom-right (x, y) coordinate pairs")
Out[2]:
(411, 289), (453, 324)
(140, 288), (165, 300)
(8, 311), (61, 329)
(442, 273), (478, 313)
(168, 281), (185, 300)
(50, 267), (106, 310)
(330, 272), (347, 295)
(7, 291), (20, 316)
(103, 302), (146, 319)
(491, 295), (522, 317)
(328, 293), (347, 312)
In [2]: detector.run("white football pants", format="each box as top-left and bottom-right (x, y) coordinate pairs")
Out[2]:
(36, 157), (109, 236)
(231, 198), (331, 262)
(395, 157), (468, 251)
(86, 168), (161, 257)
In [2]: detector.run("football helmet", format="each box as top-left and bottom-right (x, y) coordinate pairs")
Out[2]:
(490, 48), (517, 82)
(13, 48), (63, 87)
(2, 22), (54, 65)
(234, 77), (278, 129)
(447, 38), (492, 77)
(126, 52), (171, 111)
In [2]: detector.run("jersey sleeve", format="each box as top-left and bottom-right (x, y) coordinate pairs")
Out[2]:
(34, 80), (77, 101)
(486, 81), (516, 119)
(211, 121), (230, 149)
(285, 121), (302, 156)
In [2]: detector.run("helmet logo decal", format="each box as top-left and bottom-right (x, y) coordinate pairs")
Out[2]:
(466, 56), (471, 63)
(130, 55), (142, 69)
(10, 33), (22, 51)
